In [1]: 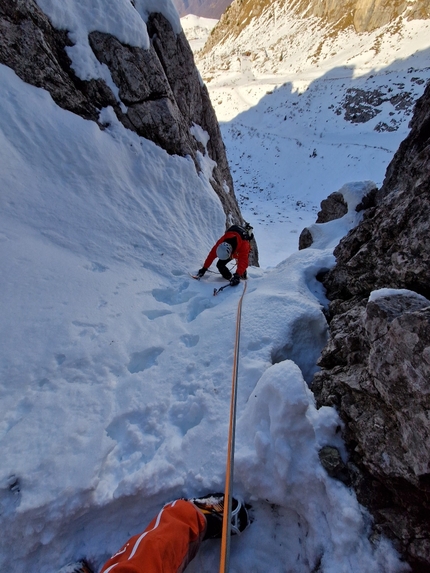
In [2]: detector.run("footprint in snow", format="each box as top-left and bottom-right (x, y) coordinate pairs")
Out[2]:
(142, 309), (173, 320)
(55, 353), (66, 365)
(151, 281), (217, 322)
(152, 285), (197, 306)
(106, 411), (164, 466)
(127, 347), (164, 373)
(185, 296), (216, 322)
(83, 261), (109, 273)
(179, 334), (199, 347)
(72, 321), (108, 338)
(169, 398), (205, 436)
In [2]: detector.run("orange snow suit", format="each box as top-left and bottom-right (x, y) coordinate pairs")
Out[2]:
(204, 230), (251, 276)
(100, 500), (206, 573)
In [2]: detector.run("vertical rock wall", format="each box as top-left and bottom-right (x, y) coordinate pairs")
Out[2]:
(313, 83), (430, 571)
(0, 0), (257, 261)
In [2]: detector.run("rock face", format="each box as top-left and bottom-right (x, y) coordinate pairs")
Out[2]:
(313, 83), (430, 571)
(298, 191), (348, 249)
(352, 0), (430, 32)
(0, 0), (257, 261)
(323, 87), (430, 302)
(304, 0), (430, 33)
(202, 0), (429, 52)
(315, 192), (348, 224)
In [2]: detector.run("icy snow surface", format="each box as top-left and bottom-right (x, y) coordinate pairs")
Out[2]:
(1, 0), (427, 572)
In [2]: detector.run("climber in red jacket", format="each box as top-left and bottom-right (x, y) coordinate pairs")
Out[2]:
(99, 494), (250, 573)
(197, 223), (254, 286)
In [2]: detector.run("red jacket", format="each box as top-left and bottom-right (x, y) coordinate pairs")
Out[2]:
(204, 231), (251, 276)
(100, 500), (206, 573)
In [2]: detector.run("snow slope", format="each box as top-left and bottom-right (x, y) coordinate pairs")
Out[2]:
(0, 66), (407, 573)
(0, 2), (418, 573)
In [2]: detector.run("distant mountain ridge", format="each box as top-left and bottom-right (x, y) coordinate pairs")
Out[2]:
(202, 0), (430, 53)
(171, 0), (232, 18)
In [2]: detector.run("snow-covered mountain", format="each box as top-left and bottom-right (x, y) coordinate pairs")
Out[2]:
(202, 0), (430, 47)
(192, 0), (430, 264)
(0, 0), (429, 572)
(180, 14), (218, 52)
(172, 0), (232, 19)
(180, 4), (430, 568)
(1, 32), (396, 573)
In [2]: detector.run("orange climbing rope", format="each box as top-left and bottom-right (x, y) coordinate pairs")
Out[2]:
(219, 280), (247, 573)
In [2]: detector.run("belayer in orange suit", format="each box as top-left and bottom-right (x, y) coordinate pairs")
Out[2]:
(196, 223), (254, 286)
(99, 494), (250, 573)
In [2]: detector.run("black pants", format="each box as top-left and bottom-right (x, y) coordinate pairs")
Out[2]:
(217, 258), (232, 280)
(216, 260), (247, 280)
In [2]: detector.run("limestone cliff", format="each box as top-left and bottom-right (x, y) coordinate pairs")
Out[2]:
(0, 0), (256, 259)
(297, 0), (430, 33)
(312, 82), (430, 572)
(202, 0), (430, 53)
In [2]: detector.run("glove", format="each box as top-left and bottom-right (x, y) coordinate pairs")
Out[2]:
(197, 267), (207, 278)
(230, 273), (240, 286)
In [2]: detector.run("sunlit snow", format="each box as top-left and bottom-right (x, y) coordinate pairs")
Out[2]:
(1, 1), (426, 572)
(195, 8), (430, 265)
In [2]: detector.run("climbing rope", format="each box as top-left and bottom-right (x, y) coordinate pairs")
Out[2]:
(219, 280), (247, 573)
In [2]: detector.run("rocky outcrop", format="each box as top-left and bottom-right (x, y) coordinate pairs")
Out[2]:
(0, 0), (111, 121)
(323, 84), (430, 302)
(313, 83), (430, 571)
(298, 228), (313, 250)
(315, 192), (348, 223)
(303, 0), (430, 33)
(0, 0), (256, 257)
(298, 191), (348, 249)
(314, 292), (430, 571)
(352, 0), (430, 32)
(341, 87), (415, 126)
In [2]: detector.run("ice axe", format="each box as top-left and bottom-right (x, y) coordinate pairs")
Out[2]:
(213, 283), (232, 296)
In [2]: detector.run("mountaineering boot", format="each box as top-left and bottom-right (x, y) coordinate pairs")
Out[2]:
(189, 493), (251, 539)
